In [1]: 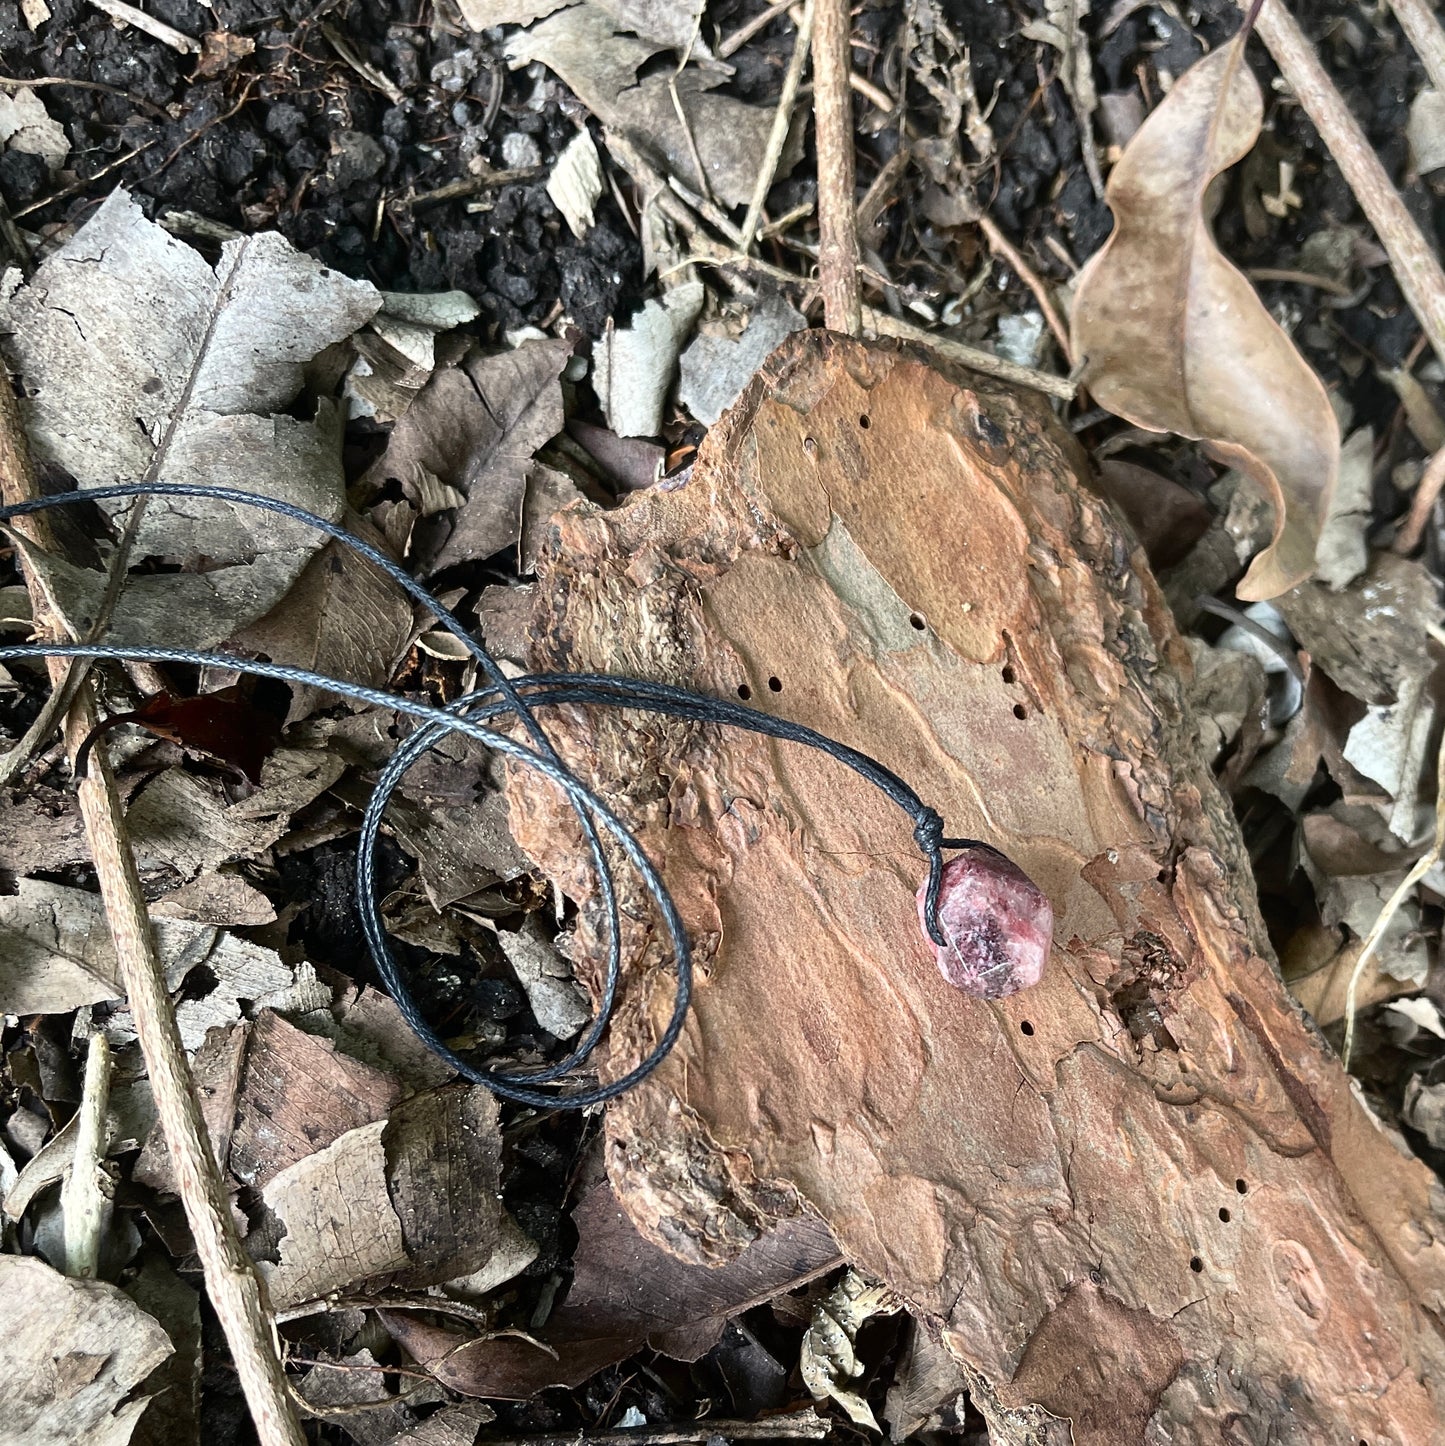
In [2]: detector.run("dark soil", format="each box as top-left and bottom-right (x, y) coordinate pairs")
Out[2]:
(2, 0), (1438, 423)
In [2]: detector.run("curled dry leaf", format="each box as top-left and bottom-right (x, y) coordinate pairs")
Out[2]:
(1071, 35), (1339, 600)
(800, 1269), (902, 1430)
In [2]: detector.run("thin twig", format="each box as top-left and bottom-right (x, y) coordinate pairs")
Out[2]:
(718, 0), (795, 59)
(668, 13), (715, 210)
(401, 167), (547, 209)
(848, 70), (894, 113)
(667, 175), (745, 246)
(1243, 0), (1445, 369)
(1387, 0), (1445, 94)
(61, 1031), (111, 1279)
(977, 214), (1073, 366)
(320, 21), (406, 106)
(88, 0), (199, 52)
(663, 248), (809, 287)
(862, 305), (1077, 400)
(740, 0), (815, 254)
(1343, 729), (1445, 1068)
(1193, 595), (1306, 683)
(13, 142), (155, 219)
(275, 1293), (497, 1328)
(0, 74), (169, 121)
(1245, 266), (1354, 297)
(1394, 444), (1445, 554)
(0, 381), (305, 1446)
(813, 0), (861, 332)
(485, 1409), (833, 1446)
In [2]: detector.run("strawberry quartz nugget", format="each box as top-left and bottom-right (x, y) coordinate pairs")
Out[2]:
(916, 846), (1053, 999)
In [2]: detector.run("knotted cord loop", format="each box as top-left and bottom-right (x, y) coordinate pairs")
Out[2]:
(0, 483), (982, 1108)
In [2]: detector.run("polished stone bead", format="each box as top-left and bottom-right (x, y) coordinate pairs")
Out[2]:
(917, 848), (1052, 999)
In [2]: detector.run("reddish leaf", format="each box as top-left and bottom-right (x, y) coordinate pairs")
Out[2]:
(103, 686), (282, 783)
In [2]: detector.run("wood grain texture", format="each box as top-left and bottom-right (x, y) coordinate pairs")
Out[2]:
(508, 331), (1445, 1443)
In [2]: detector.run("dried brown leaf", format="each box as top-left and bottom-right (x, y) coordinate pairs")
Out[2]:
(1071, 36), (1339, 600)
(388, 1183), (839, 1398)
(360, 341), (572, 572)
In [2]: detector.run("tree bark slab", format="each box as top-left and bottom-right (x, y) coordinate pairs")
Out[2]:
(509, 331), (1445, 1444)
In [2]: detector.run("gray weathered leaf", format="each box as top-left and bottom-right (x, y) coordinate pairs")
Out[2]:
(0, 189), (380, 645)
(1, 1254), (171, 1446)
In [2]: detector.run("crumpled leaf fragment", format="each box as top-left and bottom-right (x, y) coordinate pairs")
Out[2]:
(360, 339), (572, 570)
(595, 282), (704, 437)
(799, 1268), (901, 1430)
(547, 127), (604, 240)
(0, 85), (68, 171)
(0, 1254), (171, 1446)
(506, 7), (781, 208)
(1072, 36), (1339, 600)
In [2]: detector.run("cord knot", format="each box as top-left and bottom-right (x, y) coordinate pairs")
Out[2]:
(914, 807), (944, 856)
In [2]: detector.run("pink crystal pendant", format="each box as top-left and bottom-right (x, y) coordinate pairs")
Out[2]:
(917, 848), (1053, 999)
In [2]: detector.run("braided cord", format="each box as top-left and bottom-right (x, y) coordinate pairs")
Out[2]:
(0, 484), (970, 1107)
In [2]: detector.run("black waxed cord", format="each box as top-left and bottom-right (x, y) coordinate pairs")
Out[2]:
(0, 483), (980, 1108)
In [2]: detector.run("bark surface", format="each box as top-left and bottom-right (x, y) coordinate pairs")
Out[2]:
(508, 331), (1445, 1444)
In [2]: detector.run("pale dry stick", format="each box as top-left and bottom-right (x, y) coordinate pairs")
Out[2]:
(13, 142), (154, 219)
(1394, 444), (1445, 554)
(977, 213), (1073, 367)
(1245, 0), (1445, 369)
(89, 0), (199, 52)
(718, 0), (795, 59)
(492, 1410), (833, 1446)
(0, 386), (306, 1446)
(663, 247), (810, 288)
(849, 70), (894, 113)
(761, 197), (817, 239)
(668, 175), (746, 246)
(61, 1031), (111, 1279)
(1343, 730), (1445, 1068)
(813, 0), (862, 332)
(1387, 0), (1445, 94)
(863, 304), (1077, 400)
(607, 127), (746, 248)
(740, 0), (816, 255)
